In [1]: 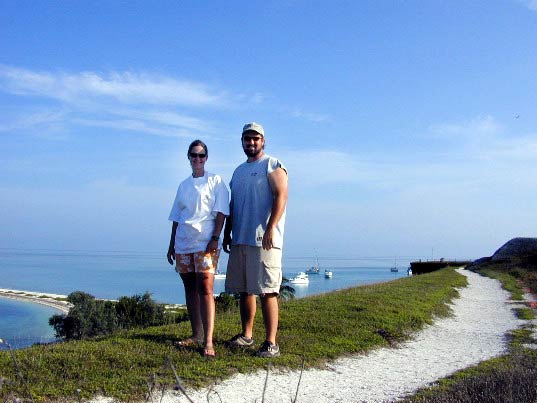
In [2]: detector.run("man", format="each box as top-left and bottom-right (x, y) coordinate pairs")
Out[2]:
(223, 122), (288, 358)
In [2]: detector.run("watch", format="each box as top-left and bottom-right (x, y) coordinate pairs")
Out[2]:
(211, 235), (219, 241)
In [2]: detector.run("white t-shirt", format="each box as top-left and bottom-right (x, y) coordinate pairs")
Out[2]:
(168, 172), (230, 254)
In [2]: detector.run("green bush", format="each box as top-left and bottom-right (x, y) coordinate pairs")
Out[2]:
(214, 292), (238, 312)
(115, 292), (165, 329)
(49, 291), (166, 340)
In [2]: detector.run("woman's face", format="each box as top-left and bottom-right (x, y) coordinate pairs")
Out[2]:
(188, 144), (207, 171)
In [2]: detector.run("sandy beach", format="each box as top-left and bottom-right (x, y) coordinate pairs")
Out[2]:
(121, 268), (528, 403)
(0, 288), (72, 314)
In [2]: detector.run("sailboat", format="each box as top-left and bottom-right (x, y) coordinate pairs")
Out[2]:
(306, 253), (321, 274)
(390, 258), (399, 272)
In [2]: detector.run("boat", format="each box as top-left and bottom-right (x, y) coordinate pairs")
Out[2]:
(214, 271), (226, 279)
(289, 272), (309, 284)
(306, 266), (320, 274)
(390, 258), (399, 272)
(324, 269), (333, 278)
(305, 253), (321, 274)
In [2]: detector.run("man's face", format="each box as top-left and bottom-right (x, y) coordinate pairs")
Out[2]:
(241, 131), (264, 158)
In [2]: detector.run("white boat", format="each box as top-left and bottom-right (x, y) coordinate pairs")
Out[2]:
(289, 272), (309, 284)
(324, 269), (333, 278)
(214, 271), (226, 279)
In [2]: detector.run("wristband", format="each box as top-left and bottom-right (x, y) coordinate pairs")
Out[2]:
(211, 235), (219, 242)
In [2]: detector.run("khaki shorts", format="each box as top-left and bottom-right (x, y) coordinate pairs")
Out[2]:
(225, 245), (282, 295)
(175, 250), (220, 274)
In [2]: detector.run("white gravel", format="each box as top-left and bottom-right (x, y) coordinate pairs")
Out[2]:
(94, 268), (526, 403)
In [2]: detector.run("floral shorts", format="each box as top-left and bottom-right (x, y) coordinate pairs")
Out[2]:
(175, 250), (220, 274)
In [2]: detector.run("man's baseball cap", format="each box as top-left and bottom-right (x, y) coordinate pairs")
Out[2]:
(242, 122), (264, 137)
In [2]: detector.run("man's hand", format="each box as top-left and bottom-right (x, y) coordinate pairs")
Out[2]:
(262, 227), (274, 250)
(223, 235), (232, 254)
(205, 239), (218, 253)
(167, 247), (175, 265)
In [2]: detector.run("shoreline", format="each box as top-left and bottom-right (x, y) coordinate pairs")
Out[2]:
(0, 288), (72, 314)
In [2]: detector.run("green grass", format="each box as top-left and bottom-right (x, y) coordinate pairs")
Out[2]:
(0, 268), (466, 402)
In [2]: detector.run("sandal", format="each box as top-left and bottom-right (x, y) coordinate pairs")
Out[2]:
(174, 337), (202, 347)
(202, 347), (216, 358)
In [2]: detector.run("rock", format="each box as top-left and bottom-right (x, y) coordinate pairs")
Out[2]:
(491, 237), (537, 261)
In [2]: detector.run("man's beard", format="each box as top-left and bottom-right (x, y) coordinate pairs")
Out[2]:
(243, 146), (262, 158)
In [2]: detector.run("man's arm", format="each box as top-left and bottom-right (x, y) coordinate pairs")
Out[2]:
(263, 167), (288, 250)
(167, 221), (178, 265)
(222, 213), (232, 253)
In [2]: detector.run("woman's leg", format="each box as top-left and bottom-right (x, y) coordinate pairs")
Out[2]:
(197, 272), (215, 350)
(180, 272), (203, 342)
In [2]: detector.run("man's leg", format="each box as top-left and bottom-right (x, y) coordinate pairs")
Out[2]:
(239, 292), (256, 339)
(260, 293), (278, 344)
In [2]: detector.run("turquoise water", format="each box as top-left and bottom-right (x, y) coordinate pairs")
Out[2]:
(0, 297), (58, 349)
(0, 250), (408, 349)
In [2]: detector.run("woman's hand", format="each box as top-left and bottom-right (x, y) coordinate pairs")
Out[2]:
(167, 246), (175, 265)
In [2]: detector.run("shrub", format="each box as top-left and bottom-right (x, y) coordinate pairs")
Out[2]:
(49, 291), (118, 340)
(49, 291), (166, 340)
(215, 292), (238, 312)
(115, 292), (165, 329)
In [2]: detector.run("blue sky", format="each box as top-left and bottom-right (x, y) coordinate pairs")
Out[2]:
(1, 1), (536, 267)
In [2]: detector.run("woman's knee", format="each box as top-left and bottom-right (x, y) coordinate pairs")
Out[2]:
(181, 273), (197, 293)
(196, 273), (214, 295)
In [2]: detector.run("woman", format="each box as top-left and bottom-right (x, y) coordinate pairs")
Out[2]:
(167, 139), (229, 357)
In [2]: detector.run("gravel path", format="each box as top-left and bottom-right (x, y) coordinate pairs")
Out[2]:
(164, 268), (524, 403)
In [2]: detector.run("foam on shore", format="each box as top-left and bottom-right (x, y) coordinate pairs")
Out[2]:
(0, 289), (71, 314)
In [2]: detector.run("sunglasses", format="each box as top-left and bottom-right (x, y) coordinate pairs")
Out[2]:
(189, 152), (206, 159)
(243, 135), (262, 142)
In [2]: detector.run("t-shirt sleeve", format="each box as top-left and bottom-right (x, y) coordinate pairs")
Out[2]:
(212, 175), (230, 215)
(168, 186), (181, 222)
(267, 157), (287, 176)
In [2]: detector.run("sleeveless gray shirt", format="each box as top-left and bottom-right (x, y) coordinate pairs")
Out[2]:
(230, 154), (287, 248)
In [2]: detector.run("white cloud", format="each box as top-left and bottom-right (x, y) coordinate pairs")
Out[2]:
(429, 115), (501, 139)
(429, 114), (537, 161)
(0, 65), (227, 107)
(0, 109), (66, 132)
(519, 0), (537, 11)
(290, 108), (330, 123)
(0, 65), (232, 138)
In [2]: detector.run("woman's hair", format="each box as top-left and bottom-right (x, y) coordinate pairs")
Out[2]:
(187, 139), (208, 157)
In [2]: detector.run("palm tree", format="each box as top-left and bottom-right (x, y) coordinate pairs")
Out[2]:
(279, 276), (296, 301)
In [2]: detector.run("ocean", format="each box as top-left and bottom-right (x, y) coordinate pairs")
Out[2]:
(0, 250), (408, 349)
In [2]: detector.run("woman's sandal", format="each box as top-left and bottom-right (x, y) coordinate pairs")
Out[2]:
(202, 347), (216, 358)
(174, 337), (202, 348)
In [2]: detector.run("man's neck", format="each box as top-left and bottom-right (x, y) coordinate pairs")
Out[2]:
(247, 150), (265, 163)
